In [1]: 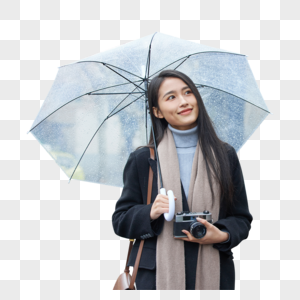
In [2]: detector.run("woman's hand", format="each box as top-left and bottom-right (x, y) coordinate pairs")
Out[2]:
(174, 217), (229, 244)
(150, 194), (177, 220)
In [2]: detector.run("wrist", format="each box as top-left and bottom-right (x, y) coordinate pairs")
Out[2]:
(219, 230), (229, 243)
(150, 213), (156, 221)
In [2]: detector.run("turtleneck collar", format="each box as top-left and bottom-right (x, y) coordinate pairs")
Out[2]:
(168, 123), (198, 148)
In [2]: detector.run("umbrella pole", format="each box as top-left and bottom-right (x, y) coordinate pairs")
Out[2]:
(145, 99), (148, 144)
(144, 80), (148, 144)
(144, 79), (164, 189)
(148, 106), (164, 190)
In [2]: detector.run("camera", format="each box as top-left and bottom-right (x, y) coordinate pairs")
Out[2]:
(173, 210), (213, 239)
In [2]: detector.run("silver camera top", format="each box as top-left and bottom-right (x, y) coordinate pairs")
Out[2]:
(174, 210), (213, 223)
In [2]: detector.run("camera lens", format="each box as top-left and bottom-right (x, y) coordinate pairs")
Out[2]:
(190, 222), (206, 239)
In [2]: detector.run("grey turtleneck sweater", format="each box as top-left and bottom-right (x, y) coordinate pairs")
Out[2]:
(168, 123), (230, 243)
(168, 123), (198, 200)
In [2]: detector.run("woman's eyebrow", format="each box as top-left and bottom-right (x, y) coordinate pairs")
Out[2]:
(162, 86), (190, 99)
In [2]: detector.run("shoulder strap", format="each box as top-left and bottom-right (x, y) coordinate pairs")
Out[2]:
(147, 147), (154, 205)
(128, 147), (155, 289)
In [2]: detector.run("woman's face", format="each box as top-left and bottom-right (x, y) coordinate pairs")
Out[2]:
(152, 77), (199, 130)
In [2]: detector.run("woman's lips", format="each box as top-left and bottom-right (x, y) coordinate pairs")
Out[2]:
(179, 109), (192, 115)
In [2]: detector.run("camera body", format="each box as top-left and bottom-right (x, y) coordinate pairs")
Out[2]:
(173, 210), (213, 239)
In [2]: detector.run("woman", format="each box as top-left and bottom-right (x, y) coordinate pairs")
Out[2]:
(112, 70), (252, 290)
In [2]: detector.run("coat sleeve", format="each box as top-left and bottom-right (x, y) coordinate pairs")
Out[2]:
(212, 147), (253, 253)
(112, 151), (163, 239)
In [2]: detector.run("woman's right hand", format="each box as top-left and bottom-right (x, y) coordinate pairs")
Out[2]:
(150, 194), (177, 220)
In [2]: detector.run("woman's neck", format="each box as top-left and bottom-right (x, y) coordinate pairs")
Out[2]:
(168, 123), (198, 148)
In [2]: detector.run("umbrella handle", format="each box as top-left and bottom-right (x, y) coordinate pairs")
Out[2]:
(160, 188), (175, 221)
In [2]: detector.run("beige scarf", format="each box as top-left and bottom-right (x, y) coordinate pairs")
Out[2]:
(156, 127), (221, 290)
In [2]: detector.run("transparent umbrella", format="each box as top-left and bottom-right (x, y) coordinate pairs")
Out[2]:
(27, 32), (270, 188)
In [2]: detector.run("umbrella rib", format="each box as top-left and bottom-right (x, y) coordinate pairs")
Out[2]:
(173, 56), (190, 71)
(28, 93), (93, 133)
(68, 93), (144, 183)
(102, 63), (146, 92)
(195, 83), (271, 114)
(145, 45), (151, 79)
(75, 60), (144, 81)
(104, 63), (144, 80)
(89, 79), (143, 93)
(108, 93), (144, 119)
(89, 92), (144, 95)
(149, 55), (192, 78)
(27, 81), (144, 133)
(144, 33), (159, 143)
(106, 82), (145, 117)
(145, 32), (157, 79)
(149, 51), (246, 79)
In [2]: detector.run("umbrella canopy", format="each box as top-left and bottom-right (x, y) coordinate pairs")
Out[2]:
(28, 32), (270, 187)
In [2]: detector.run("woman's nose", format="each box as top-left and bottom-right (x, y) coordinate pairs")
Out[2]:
(178, 95), (188, 105)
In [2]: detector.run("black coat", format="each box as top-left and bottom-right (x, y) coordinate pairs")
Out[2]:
(112, 145), (253, 290)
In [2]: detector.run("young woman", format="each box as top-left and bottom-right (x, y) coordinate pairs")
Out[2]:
(112, 69), (252, 290)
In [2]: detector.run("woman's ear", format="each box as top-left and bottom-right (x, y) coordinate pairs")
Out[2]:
(153, 107), (164, 119)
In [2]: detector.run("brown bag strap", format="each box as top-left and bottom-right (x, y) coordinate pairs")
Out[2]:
(124, 239), (134, 273)
(128, 147), (155, 289)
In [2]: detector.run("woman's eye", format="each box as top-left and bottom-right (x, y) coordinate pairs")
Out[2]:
(167, 95), (175, 100)
(185, 90), (192, 94)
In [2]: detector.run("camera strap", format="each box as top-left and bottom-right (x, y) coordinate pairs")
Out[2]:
(180, 179), (190, 212)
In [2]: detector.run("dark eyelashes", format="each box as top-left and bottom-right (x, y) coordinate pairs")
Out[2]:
(167, 90), (192, 100)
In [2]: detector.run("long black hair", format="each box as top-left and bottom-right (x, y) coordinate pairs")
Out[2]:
(137, 69), (235, 213)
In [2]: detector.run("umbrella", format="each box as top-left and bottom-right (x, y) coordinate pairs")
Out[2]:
(27, 32), (270, 189)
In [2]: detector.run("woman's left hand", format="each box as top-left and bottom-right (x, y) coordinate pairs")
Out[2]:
(174, 217), (229, 245)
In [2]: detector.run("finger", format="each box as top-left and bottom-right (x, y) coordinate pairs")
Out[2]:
(182, 230), (193, 241)
(196, 218), (210, 228)
(158, 198), (176, 204)
(156, 203), (170, 208)
(158, 194), (177, 200)
(155, 199), (168, 204)
(174, 237), (189, 241)
(158, 195), (169, 201)
(157, 208), (172, 214)
(154, 208), (169, 215)
(158, 197), (171, 203)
